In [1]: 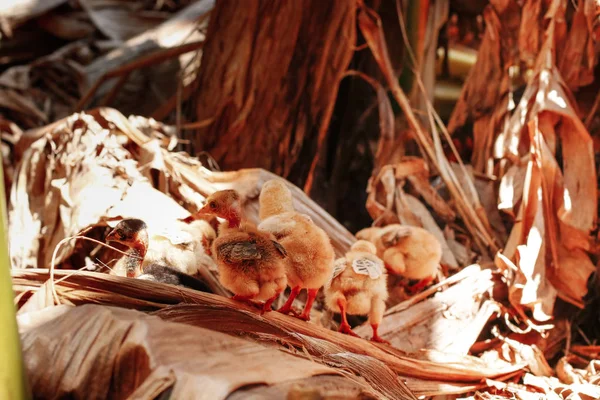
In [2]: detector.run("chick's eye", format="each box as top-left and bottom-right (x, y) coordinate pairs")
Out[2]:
(209, 202), (217, 209)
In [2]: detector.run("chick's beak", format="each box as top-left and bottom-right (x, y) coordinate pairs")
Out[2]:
(197, 203), (213, 215)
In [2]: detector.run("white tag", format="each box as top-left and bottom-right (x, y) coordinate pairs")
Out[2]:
(352, 257), (383, 279)
(152, 227), (193, 245)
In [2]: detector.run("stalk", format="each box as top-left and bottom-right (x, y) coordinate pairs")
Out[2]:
(0, 151), (29, 400)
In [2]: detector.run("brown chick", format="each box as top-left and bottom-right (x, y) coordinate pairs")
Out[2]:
(106, 217), (217, 284)
(355, 224), (442, 293)
(105, 219), (210, 292)
(324, 240), (389, 343)
(257, 179), (335, 321)
(106, 218), (148, 278)
(197, 189), (288, 313)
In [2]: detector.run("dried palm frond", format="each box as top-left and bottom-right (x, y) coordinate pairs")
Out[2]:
(20, 304), (365, 400)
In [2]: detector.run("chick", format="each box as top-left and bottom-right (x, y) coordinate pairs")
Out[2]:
(324, 240), (389, 343)
(258, 179), (335, 321)
(356, 224), (442, 293)
(197, 189), (288, 313)
(106, 217), (218, 287)
(105, 219), (210, 292)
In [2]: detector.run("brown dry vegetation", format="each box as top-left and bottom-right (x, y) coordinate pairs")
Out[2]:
(3, 0), (600, 399)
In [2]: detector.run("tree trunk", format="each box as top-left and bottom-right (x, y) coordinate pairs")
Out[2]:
(187, 0), (356, 186)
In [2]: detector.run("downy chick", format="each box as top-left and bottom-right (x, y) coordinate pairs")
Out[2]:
(258, 179), (335, 321)
(198, 189), (288, 313)
(356, 224), (441, 293)
(106, 219), (210, 292)
(106, 217), (218, 288)
(324, 240), (389, 343)
(137, 264), (211, 292)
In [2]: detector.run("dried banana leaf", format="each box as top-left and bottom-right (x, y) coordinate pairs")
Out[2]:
(79, 0), (169, 42)
(0, 0), (67, 34)
(20, 304), (350, 400)
(495, 70), (596, 314)
(12, 268), (524, 395)
(81, 0), (213, 111)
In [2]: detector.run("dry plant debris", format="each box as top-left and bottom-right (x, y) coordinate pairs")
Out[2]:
(3, 0), (600, 399)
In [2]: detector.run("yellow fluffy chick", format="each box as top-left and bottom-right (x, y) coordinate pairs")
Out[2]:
(198, 189), (289, 313)
(258, 179), (335, 321)
(356, 224), (441, 293)
(324, 240), (389, 343)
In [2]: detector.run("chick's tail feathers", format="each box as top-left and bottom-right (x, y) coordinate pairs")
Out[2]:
(139, 264), (211, 292)
(382, 248), (406, 275)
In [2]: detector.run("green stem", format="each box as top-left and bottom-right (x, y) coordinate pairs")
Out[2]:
(0, 151), (29, 399)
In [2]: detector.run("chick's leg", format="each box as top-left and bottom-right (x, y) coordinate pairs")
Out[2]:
(299, 288), (319, 321)
(277, 286), (301, 316)
(337, 297), (359, 337)
(368, 297), (389, 344)
(261, 289), (284, 314)
(406, 275), (435, 294)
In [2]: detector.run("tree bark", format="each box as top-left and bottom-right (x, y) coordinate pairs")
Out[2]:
(187, 0), (356, 185)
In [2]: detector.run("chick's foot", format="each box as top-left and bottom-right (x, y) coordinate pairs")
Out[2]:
(338, 322), (360, 337)
(260, 292), (282, 315)
(298, 288), (319, 321)
(277, 286), (301, 316)
(406, 275), (435, 294)
(370, 324), (390, 344)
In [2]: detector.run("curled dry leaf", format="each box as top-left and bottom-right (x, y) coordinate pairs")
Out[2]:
(524, 369), (600, 400)
(0, 40), (95, 130)
(557, 0), (596, 91)
(495, 66), (597, 316)
(447, 2), (518, 174)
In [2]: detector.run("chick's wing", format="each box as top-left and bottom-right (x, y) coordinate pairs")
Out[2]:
(271, 240), (287, 257)
(257, 214), (297, 238)
(331, 258), (347, 280)
(217, 241), (262, 262)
